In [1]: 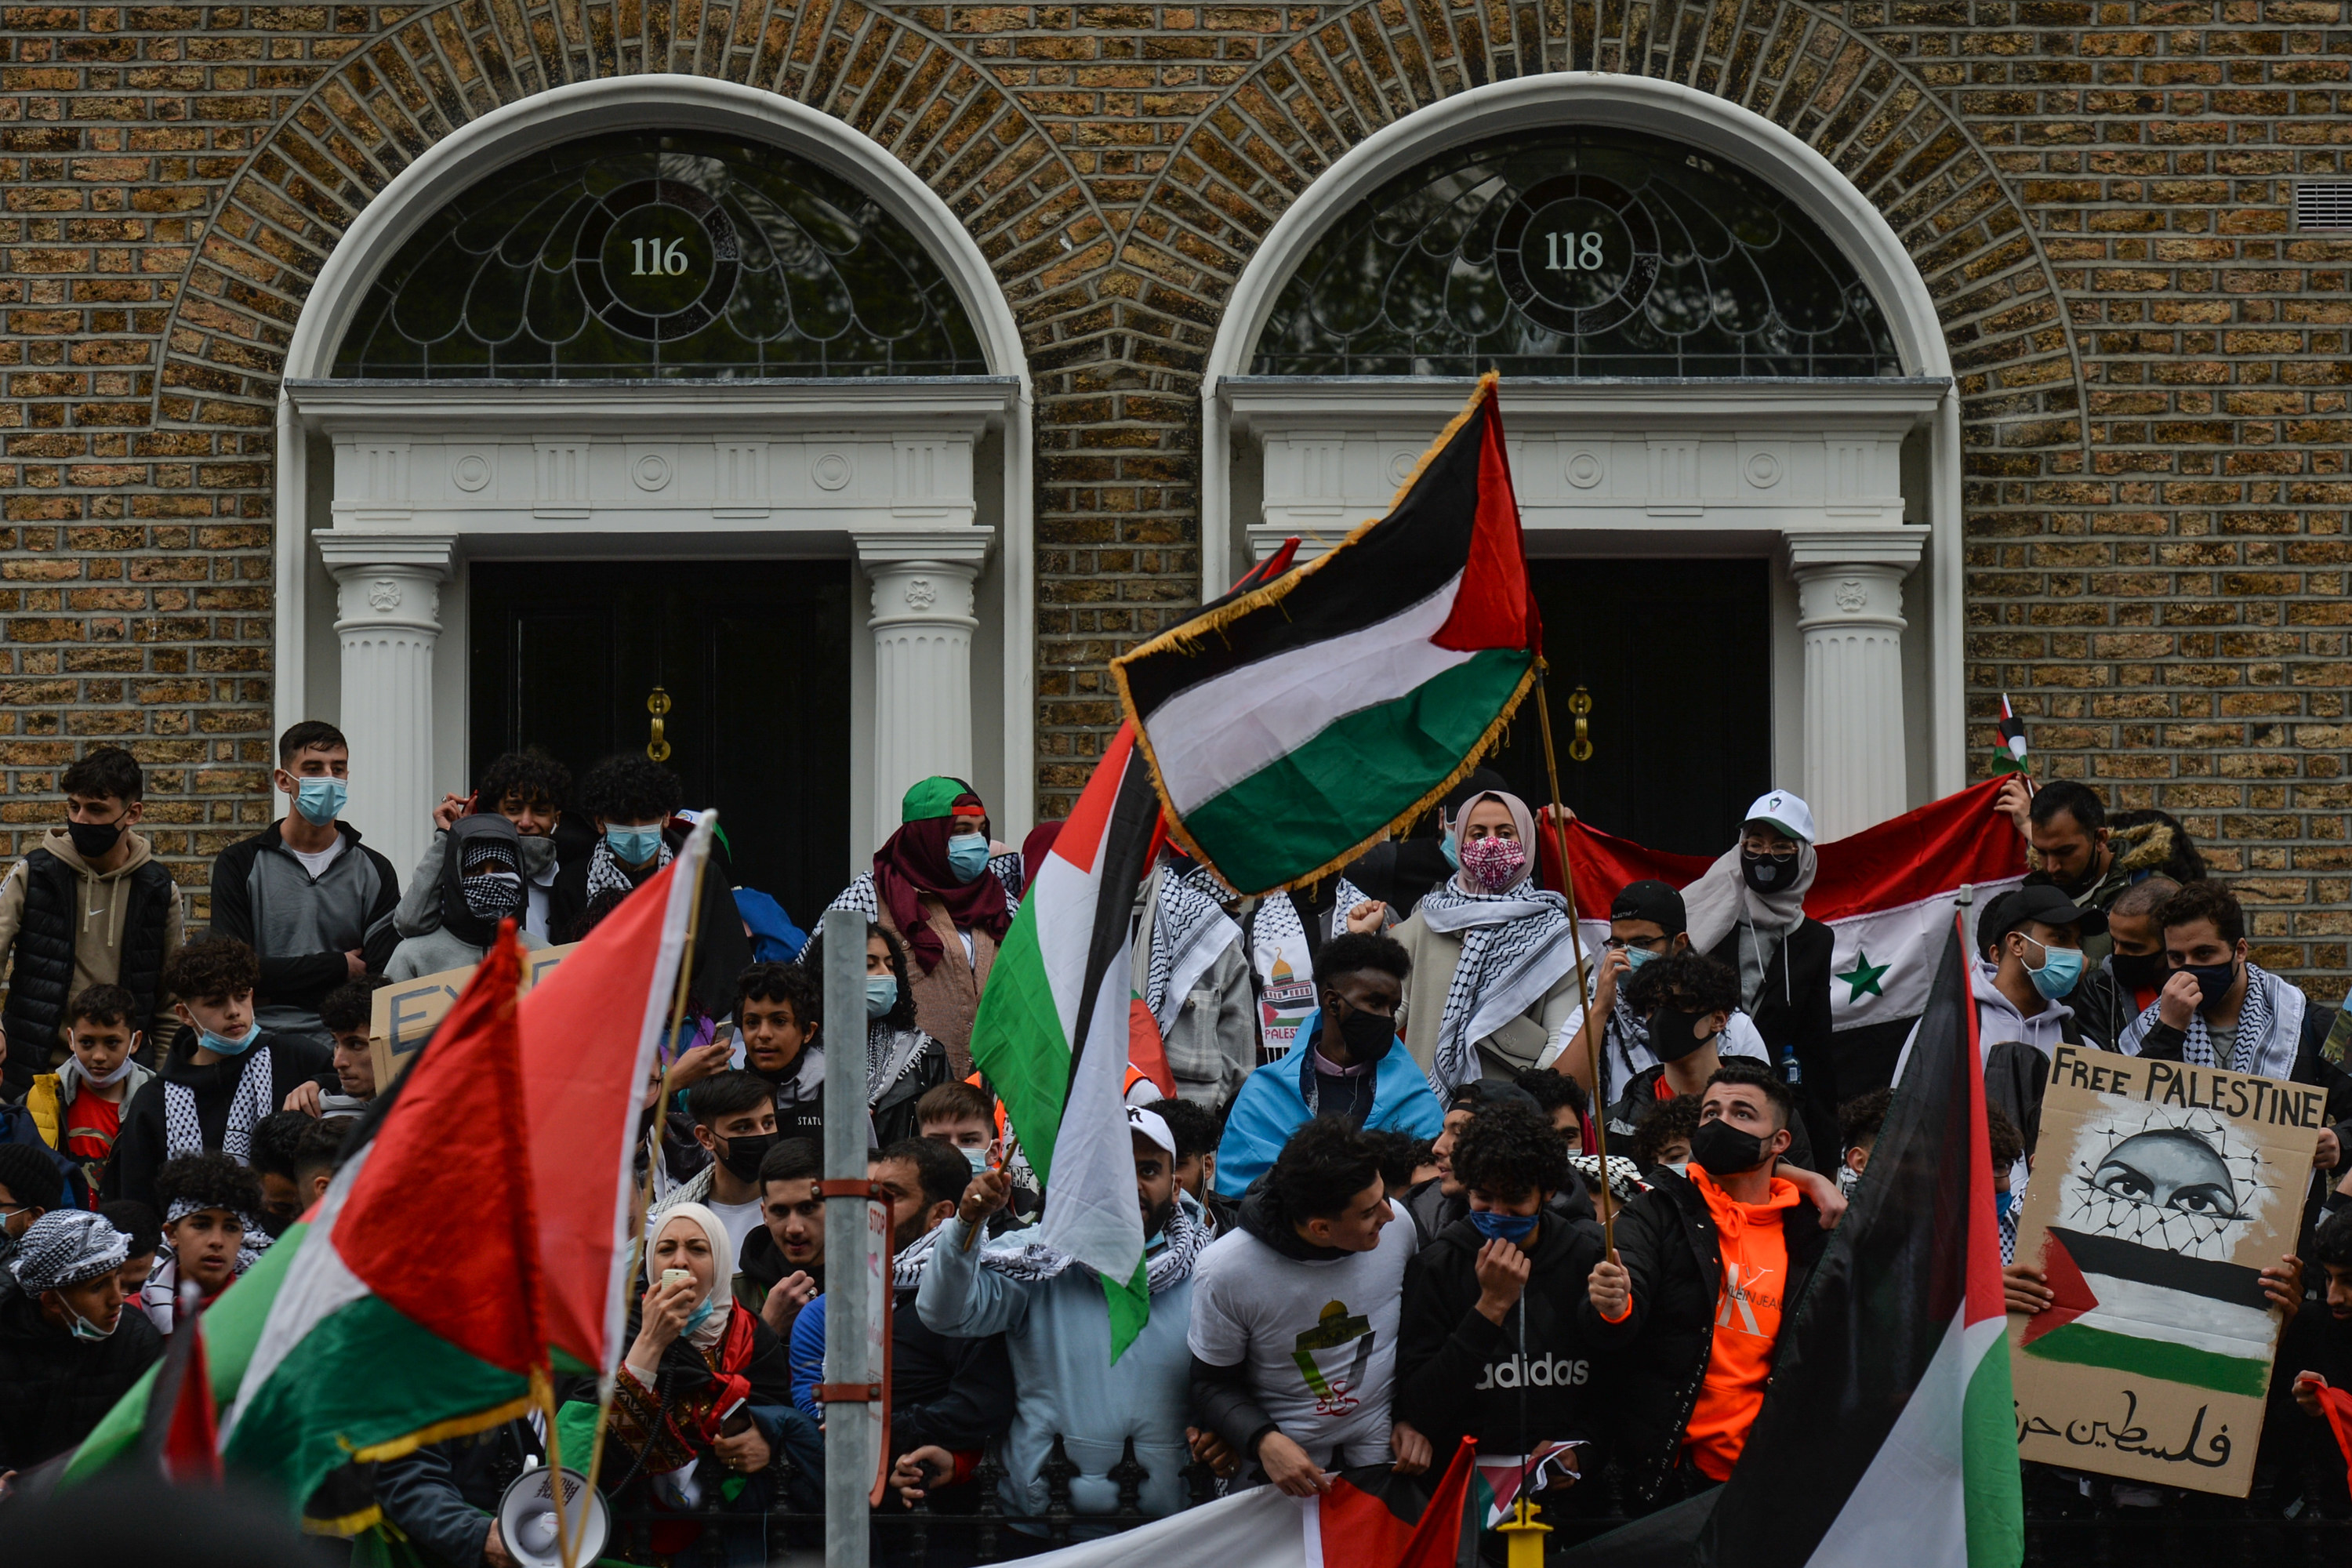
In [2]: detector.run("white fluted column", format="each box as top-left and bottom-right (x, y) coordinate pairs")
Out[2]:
(1785, 530), (1926, 841)
(315, 533), (454, 881)
(854, 530), (996, 833)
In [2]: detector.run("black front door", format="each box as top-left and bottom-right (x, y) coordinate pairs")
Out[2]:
(1491, 558), (1773, 856)
(468, 559), (854, 925)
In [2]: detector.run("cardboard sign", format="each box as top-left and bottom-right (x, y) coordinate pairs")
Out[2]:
(368, 942), (576, 1093)
(2009, 1042), (2325, 1496)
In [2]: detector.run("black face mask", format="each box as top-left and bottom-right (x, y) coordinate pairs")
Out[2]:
(1690, 1117), (1771, 1177)
(1646, 1005), (1717, 1065)
(66, 818), (123, 860)
(1329, 1000), (1396, 1062)
(1740, 851), (1791, 894)
(2109, 949), (2168, 993)
(713, 1130), (780, 1184)
(2183, 960), (2239, 1015)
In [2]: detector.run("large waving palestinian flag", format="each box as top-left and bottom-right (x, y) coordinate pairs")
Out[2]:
(1113, 375), (1540, 896)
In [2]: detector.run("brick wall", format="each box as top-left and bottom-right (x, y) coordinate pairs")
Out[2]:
(2, 0), (2347, 981)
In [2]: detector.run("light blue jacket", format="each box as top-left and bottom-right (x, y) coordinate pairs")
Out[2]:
(1212, 1010), (1447, 1197)
(914, 1203), (1200, 1537)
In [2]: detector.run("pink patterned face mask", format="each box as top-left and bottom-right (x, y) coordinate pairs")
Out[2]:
(1458, 834), (1527, 893)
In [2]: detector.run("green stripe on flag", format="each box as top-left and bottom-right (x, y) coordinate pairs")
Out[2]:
(1178, 648), (1532, 894)
(968, 902), (1072, 1188)
(1102, 1256), (1149, 1363)
(2023, 1321), (2270, 1398)
(1962, 1330), (2023, 1568)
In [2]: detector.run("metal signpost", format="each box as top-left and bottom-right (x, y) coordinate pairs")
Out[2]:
(819, 909), (880, 1568)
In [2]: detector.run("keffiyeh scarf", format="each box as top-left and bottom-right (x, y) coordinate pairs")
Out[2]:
(1145, 863), (1241, 1031)
(868, 1022), (932, 1106)
(586, 834), (672, 903)
(163, 1045), (275, 1164)
(9, 1209), (127, 1292)
(891, 1221), (947, 1290)
(1415, 879), (1583, 1098)
(1568, 1155), (1646, 1207)
(974, 1192), (1209, 1296)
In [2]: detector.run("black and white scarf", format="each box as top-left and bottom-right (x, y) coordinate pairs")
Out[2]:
(892, 1221), (947, 1290)
(1414, 880), (1582, 1098)
(975, 1192), (1209, 1297)
(2178, 960), (2275, 1073)
(1143, 864), (1240, 1031)
(828, 856), (1025, 925)
(586, 835), (672, 903)
(868, 1022), (932, 1105)
(163, 1046), (275, 1164)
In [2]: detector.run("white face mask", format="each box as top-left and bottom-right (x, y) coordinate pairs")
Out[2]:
(1661, 1160), (1690, 1178)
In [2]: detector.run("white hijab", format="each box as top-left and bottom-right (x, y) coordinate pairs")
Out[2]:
(1682, 826), (1817, 954)
(652, 1202), (735, 1351)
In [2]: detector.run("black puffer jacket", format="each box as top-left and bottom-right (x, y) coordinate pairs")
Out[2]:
(0, 1278), (163, 1472)
(1395, 1212), (1606, 1458)
(1573, 1167), (1826, 1504)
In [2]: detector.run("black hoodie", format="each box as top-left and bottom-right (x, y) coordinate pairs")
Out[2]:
(1396, 1210), (1607, 1459)
(104, 1025), (336, 1210)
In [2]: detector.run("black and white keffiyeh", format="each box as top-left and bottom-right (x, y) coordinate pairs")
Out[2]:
(158, 1197), (274, 1276)
(586, 834), (672, 903)
(891, 1221), (947, 1290)
(163, 1045), (275, 1164)
(868, 1022), (933, 1105)
(1143, 864), (1241, 1032)
(1567, 1155), (1646, 1206)
(9, 1209), (128, 1292)
(973, 1191), (1210, 1296)
(828, 855), (1025, 926)
(1414, 880), (1584, 1098)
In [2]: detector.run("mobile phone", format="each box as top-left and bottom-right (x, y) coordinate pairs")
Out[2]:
(661, 1268), (693, 1290)
(719, 1396), (753, 1438)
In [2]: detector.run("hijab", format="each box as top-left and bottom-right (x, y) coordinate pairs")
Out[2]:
(652, 1203), (735, 1351)
(871, 775), (1011, 973)
(1682, 819), (1818, 954)
(441, 813), (525, 949)
(1446, 789), (1537, 895)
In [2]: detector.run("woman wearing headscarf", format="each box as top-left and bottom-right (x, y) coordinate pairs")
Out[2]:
(383, 814), (543, 980)
(827, 777), (1019, 1074)
(1681, 789), (1837, 1154)
(1388, 789), (1591, 1099)
(557, 1203), (808, 1567)
(791, 920), (946, 1146)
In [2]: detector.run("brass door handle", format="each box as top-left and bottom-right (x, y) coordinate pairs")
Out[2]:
(646, 685), (673, 762)
(1567, 684), (1593, 763)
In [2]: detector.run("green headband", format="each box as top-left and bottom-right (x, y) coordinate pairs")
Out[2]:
(901, 776), (974, 823)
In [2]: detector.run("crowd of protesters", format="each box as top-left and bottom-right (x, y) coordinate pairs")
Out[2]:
(0, 734), (2350, 1566)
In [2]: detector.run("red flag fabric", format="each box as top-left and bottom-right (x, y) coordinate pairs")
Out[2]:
(1395, 1436), (1478, 1568)
(2317, 1381), (2352, 1498)
(159, 1308), (220, 1486)
(1128, 996), (1176, 1099)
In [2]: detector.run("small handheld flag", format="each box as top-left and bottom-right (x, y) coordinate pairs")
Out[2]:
(1993, 695), (2028, 775)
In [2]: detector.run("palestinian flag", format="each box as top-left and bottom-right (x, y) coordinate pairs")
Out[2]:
(1568, 917), (2024, 1567)
(968, 721), (1164, 1355)
(1112, 375), (1540, 896)
(1546, 776), (2026, 1092)
(2019, 1227), (2275, 1398)
(1994, 695), (2029, 774)
(1008, 1440), (1476, 1568)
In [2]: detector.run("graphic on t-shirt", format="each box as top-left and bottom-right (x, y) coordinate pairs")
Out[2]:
(1259, 948), (1316, 1062)
(1716, 1260), (1780, 1337)
(1291, 1299), (1376, 1415)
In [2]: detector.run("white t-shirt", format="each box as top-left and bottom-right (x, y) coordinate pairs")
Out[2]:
(289, 833), (346, 880)
(1186, 1200), (1412, 1468)
(705, 1196), (766, 1269)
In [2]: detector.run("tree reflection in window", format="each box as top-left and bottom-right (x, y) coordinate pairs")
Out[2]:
(332, 132), (989, 379)
(1250, 128), (1901, 378)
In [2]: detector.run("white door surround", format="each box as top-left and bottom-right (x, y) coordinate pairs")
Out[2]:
(271, 76), (1035, 884)
(1200, 76), (1965, 839)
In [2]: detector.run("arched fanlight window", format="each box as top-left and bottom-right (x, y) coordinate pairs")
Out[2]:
(332, 131), (989, 378)
(1250, 126), (1902, 379)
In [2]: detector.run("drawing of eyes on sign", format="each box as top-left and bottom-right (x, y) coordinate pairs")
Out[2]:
(368, 944), (578, 1095)
(2009, 1043), (2325, 1498)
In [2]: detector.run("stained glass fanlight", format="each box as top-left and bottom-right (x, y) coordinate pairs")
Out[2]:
(1250, 127), (1902, 379)
(332, 132), (990, 379)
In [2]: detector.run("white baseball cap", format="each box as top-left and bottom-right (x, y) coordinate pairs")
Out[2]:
(1126, 1105), (1177, 1157)
(1742, 789), (1816, 844)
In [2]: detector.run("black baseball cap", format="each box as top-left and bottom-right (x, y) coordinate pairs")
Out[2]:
(1988, 882), (2102, 946)
(1448, 1079), (1541, 1116)
(1611, 880), (1686, 935)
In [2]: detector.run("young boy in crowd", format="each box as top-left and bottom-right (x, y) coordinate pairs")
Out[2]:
(247, 1111), (316, 1237)
(1396, 1100), (1607, 1516)
(0, 1144), (66, 1272)
(106, 936), (337, 1212)
(648, 1070), (779, 1262)
(918, 1080), (1002, 1172)
(0, 746), (183, 1098)
(1631, 1095), (1700, 1178)
(291, 1116), (349, 1214)
(1145, 1095), (1235, 1234)
(1837, 1089), (1890, 1198)
(0, 1209), (163, 1477)
(100, 1200), (161, 1297)
(26, 984), (156, 1194)
(142, 1150), (267, 1334)
(736, 961), (826, 1142)
(739, 1138), (824, 1336)
(317, 977), (379, 1111)
(399, 749), (580, 945)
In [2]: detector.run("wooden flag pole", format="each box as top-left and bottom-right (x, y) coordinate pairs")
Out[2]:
(1534, 667), (1613, 1254)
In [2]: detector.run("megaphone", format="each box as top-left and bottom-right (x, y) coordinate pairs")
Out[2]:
(495, 1463), (611, 1568)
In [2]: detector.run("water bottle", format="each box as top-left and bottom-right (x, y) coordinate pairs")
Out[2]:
(1779, 1045), (1802, 1087)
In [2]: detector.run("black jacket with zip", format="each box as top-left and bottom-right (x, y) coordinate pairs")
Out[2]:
(1572, 1166), (1827, 1504)
(1395, 1211), (1606, 1459)
(1704, 920), (1837, 1154)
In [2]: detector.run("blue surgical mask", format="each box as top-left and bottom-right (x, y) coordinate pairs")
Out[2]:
(1468, 1208), (1541, 1244)
(606, 825), (662, 866)
(866, 976), (899, 1019)
(1994, 1190), (2017, 1221)
(2021, 937), (2084, 1000)
(293, 777), (347, 827)
(1624, 945), (1658, 972)
(946, 833), (991, 884)
(962, 1146), (991, 1173)
(1439, 834), (1461, 871)
(199, 1022), (262, 1057)
(683, 1294), (716, 1337)
(67, 1306), (118, 1341)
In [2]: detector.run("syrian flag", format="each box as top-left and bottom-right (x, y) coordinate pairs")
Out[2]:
(968, 721), (1164, 1355)
(2020, 1227), (2275, 1398)
(1548, 777), (2026, 1084)
(1007, 1441), (1476, 1568)
(1566, 918), (2024, 1567)
(1113, 375), (1540, 896)
(1994, 695), (2029, 775)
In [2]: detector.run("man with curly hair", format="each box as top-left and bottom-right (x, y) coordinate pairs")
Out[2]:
(557, 753), (749, 1017)
(396, 748), (583, 946)
(1396, 1100), (1606, 1508)
(103, 936), (336, 1212)
(140, 1149), (270, 1334)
